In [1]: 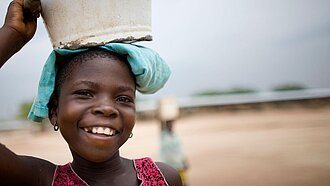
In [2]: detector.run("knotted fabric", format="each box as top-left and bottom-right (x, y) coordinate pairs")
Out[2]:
(28, 43), (171, 122)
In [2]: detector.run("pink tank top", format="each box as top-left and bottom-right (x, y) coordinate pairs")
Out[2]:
(52, 157), (169, 186)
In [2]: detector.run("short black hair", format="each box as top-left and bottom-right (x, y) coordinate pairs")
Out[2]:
(47, 48), (132, 114)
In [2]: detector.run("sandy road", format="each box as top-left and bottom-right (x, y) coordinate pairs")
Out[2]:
(1, 107), (330, 186)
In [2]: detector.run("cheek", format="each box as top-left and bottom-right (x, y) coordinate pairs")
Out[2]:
(123, 108), (136, 130)
(57, 99), (83, 125)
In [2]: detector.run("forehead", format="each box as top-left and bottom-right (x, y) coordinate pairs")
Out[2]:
(72, 54), (130, 75)
(71, 56), (133, 79)
(61, 53), (136, 89)
(61, 49), (132, 75)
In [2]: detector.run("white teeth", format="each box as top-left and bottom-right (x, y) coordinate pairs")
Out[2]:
(104, 128), (110, 135)
(97, 127), (104, 134)
(86, 127), (116, 136)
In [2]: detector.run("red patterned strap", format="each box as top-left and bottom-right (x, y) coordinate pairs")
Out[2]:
(53, 158), (168, 186)
(134, 157), (169, 186)
(52, 163), (89, 186)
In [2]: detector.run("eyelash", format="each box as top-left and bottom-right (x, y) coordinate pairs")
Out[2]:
(116, 96), (134, 103)
(74, 90), (93, 97)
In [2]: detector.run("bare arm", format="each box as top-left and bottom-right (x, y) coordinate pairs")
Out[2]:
(156, 162), (183, 186)
(0, 0), (40, 68)
(0, 2), (53, 184)
(0, 143), (55, 185)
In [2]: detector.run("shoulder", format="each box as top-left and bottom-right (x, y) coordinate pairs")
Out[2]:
(0, 143), (56, 185)
(20, 155), (56, 185)
(156, 161), (183, 186)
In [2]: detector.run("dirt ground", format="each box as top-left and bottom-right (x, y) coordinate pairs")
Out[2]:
(1, 106), (330, 186)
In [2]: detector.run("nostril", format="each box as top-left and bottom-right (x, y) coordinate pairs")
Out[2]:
(92, 105), (118, 117)
(94, 110), (104, 115)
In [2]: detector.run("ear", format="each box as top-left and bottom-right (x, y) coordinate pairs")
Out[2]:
(48, 98), (58, 126)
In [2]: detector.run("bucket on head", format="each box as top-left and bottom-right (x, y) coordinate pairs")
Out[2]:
(157, 96), (180, 122)
(40, 0), (152, 50)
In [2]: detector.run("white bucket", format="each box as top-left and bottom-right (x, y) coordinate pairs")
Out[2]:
(40, 0), (152, 49)
(157, 96), (180, 121)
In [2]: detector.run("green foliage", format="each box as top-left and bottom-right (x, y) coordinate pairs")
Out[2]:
(193, 87), (257, 97)
(193, 90), (224, 96)
(17, 101), (33, 120)
(225, 87), (256, 94)
(272, 84), (306, 92)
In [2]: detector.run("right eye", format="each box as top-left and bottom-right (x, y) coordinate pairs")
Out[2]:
(74, 90), (93, 98)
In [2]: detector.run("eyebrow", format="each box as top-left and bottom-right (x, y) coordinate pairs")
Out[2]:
(72, 80), (99, 89)
(116, 85), (136, 94)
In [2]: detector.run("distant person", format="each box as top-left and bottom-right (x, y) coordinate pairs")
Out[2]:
(158, 96), (189, 186)
(0, 0), (182, 185)
(160, 120), (189, 186)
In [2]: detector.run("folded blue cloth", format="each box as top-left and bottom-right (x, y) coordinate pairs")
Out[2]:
(28, 43), (171, 122)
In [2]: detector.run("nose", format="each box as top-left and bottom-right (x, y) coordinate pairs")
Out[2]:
(92, 100), (119, 117)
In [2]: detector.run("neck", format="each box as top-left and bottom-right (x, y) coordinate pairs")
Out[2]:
(70, 150), (126, 182)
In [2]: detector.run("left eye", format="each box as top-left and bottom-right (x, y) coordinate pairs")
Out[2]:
(116, 96), (133, 103)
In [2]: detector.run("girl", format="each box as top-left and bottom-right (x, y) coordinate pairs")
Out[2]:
(0, 0), (182, 185)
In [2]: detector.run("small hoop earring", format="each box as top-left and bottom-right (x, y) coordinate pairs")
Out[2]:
(129, 133), (133, 138)
(54, 122), (59, 131)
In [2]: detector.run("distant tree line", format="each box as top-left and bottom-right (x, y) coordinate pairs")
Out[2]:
(271, 84), (305, 91)
(192, 83), (306, 97)
(192, 87), (256, 96)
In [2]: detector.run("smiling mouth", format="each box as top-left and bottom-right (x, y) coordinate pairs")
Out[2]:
(82, 127), (118, 137)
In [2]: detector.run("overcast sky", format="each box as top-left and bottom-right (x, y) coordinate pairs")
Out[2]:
(0, 0), (330, 119)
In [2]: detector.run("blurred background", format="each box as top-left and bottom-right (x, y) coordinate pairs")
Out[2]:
(0, 0), (330, 185)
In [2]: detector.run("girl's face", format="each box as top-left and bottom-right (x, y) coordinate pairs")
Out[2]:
(51, 55), (136, 163)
